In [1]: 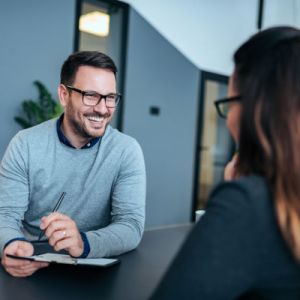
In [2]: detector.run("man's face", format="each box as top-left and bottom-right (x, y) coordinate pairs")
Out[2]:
(59, 66), (116, 145)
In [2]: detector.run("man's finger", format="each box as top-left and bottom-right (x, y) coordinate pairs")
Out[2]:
(48, 229), (68, 247)
(53, 236), (74, 252)
(6, 264), (47, 277)
(4, 257), (31, 268)
(40, 212), (70, 230)
(44, 220), (69, 238)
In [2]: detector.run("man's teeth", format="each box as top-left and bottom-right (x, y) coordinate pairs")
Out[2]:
(87, 116), (104, 122)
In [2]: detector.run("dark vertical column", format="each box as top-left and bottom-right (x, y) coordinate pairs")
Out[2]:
(116, 3), (129, 131)
(73, 0), (82, 51)
(257, 0), (264, 30)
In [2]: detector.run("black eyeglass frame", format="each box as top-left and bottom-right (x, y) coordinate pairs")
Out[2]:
(66, 85), (122, 108)
(214, 95), (241, 118)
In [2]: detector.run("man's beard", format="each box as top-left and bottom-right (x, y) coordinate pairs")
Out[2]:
(65, 102), (110, 139)
(70, 115), (93, 139)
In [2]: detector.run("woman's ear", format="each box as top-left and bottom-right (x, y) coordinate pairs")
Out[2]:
(58, 84), (69, 108)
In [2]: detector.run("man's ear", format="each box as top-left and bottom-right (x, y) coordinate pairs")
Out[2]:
(58, 84), (69, 107)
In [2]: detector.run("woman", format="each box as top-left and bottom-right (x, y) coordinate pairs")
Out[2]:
(151, 26), (300, 299)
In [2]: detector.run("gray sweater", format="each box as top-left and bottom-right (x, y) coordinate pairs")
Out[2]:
(0, 119), (146, 257)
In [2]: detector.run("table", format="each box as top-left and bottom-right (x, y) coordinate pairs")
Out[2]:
(0, 224), (192, 300)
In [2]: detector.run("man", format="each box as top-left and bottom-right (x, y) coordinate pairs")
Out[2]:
(0, 51), (146, 277)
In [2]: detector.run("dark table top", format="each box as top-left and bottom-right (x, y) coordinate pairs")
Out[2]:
(0, 224), (192, 300)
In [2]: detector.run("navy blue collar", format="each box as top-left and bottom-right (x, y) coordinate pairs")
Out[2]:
(56, 114), (101, 149)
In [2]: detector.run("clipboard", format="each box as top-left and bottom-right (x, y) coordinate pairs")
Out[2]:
(6, 253), (120, 267)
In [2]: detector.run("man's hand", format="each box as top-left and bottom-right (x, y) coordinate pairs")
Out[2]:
(2, 240), (49, 277)
(40, 212), (84, 257)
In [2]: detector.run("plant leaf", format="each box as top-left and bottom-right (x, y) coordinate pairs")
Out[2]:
(14, 117), (32, 129)
(14, 81), (63, 129)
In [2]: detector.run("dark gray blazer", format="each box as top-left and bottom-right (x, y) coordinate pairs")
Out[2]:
(151, 176), (300, 300)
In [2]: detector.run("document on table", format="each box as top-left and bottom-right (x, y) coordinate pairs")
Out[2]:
(7, 253), (119, 267)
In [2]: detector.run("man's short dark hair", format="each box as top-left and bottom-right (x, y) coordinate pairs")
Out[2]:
(60, 51), (118, 85)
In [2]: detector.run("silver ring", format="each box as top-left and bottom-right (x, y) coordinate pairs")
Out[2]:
(62, 230), (67, 237)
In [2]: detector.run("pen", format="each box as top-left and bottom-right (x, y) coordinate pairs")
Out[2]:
(38, 192), (66, 241)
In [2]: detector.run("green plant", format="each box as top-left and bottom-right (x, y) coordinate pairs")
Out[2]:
(15, 80), (63, 129)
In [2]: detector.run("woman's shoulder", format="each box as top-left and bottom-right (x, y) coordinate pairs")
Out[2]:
(207, 175), (272, 219)
(211, 175), (269, 200)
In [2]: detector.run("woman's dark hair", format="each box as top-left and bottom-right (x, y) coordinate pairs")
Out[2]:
(60, 51), (117, 85)
(233, 26), (300, 260)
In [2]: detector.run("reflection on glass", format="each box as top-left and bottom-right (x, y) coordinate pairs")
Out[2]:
(77, 1), (125, 129)
(80, 11), (110, 37)
(197, 79), (234, 209)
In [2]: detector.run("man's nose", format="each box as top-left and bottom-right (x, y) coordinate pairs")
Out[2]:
(93, 98), (108, 114)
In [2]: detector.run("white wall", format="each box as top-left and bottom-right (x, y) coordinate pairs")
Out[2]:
(263, 0), (300, 28)
(124, 0), (258, 75)
(124, 0), (300, 75)
(0, 0), (76, 157)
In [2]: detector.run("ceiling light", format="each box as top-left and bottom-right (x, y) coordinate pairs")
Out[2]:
(79, 11), (110, 37)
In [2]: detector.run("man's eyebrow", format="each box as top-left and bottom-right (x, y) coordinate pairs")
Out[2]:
(87, 90), (117, 95)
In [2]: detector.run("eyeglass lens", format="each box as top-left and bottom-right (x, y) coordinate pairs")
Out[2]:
(83, 93), (118, 108)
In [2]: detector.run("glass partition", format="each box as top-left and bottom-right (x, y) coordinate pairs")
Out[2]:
(195, 72), (235, 211)
(75, 0), (128, 129)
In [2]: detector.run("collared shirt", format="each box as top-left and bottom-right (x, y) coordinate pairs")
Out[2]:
(56, 114), (101, 149)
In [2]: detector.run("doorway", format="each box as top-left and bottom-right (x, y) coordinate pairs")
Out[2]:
(74, 0), (129, 130)
(193, 71), (235, 214)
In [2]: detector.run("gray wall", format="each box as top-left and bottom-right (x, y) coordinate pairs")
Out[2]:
(123, 8), (200, 227)
(0, 0), (76, 157)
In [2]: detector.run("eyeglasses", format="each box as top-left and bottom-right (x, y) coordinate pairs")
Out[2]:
(214, 95), (241, 119)
(66, 85), (121, 108)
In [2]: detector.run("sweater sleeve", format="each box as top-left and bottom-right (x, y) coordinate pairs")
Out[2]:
(85, 139), (146, 258)
(0, 133), (29, 254)
(150, 181), (259, 300)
